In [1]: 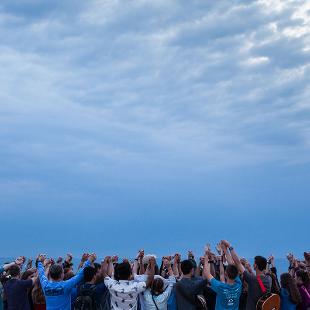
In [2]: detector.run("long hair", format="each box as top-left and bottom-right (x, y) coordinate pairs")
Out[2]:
(280, 273), (302, 305)
(151, 278), (164, 296)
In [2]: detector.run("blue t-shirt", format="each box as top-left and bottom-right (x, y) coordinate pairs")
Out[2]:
(210, 277), (242, 310)
(38, 261), (90, 310)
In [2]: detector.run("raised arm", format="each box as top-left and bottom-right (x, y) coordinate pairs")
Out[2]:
(221, 242), (234, 265)
(145, 257), (155, 288)
(222, 240), (245, 273)
(203, 251), (213, 281)
(218, 256), (225, 283)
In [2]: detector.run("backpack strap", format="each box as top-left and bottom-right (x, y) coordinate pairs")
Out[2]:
(257, 275), (267, 294)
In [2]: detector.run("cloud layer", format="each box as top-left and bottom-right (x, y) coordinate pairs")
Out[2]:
(0, 0), (309, 256)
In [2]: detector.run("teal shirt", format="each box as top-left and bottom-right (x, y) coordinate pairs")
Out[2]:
(211, 277), (242, 310)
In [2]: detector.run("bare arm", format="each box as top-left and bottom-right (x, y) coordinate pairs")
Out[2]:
(203, 252), (213, 281)
(222, 241), (245, 273)
(219, 258), (225, 283)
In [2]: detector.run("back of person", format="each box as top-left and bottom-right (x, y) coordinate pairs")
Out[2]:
(4, 278), (33, 310)
(74, 283), (98, 310)
(243, 270), (272, 310)
(210, 277), (242, 310)
(175, 277), (206, 310)
(280, 288), (298, 310)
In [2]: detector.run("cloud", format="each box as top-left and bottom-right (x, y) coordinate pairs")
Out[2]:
(0, 0), (309, 255)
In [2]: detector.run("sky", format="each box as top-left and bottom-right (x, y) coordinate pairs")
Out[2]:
(0, 0), (309, 259)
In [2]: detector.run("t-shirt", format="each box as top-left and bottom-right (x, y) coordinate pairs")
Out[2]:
(134, 274), (171, 310)
(175, 277), (208, 310)
(104, 277), (147, 310)
(142, 276), (175, 310)
(76, 282), (108, 308)
(38, 261), (90, 310)
(4, 278), (33, 310)
(210, 277), (242, 310)
(243, 270), (272, 310)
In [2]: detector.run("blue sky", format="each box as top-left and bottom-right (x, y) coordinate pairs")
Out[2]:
(0, 0), (309, 259)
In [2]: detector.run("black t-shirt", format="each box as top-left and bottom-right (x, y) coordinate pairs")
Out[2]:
(4, 278), (33, 310)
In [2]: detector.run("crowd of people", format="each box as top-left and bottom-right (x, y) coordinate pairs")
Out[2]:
(0, 241), (309, 310)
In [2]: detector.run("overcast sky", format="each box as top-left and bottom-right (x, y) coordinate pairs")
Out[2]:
(0, 0), (309, 259)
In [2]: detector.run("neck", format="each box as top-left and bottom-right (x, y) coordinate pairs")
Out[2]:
(256, 270), (264, 276)
(182, 274), (192, 279)
(226, 278), (235, 285)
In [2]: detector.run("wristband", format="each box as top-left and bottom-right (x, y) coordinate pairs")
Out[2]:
(229, 246), (234, 251)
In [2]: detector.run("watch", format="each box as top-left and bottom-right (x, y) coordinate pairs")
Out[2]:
(229, 246), (234, 251)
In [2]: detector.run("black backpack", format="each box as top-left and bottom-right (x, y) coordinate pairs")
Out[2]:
(74, 284), (97, 310)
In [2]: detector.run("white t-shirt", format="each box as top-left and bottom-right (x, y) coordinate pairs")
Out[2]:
(104, 277), (147, 310)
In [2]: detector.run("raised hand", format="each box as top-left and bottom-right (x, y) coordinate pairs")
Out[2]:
(81, 253), (89, 262)
(56, 257), (63, 264)
(66, 253), (73, 262)
(221, 240), (231, 248)
(36, 254), (46, 263)
(88, 253), (97, 263)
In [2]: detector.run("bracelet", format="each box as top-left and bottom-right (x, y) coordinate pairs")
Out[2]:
(229, 246), (234, 251)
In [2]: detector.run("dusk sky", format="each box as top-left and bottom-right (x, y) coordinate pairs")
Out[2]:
(0, 0), (309, 259)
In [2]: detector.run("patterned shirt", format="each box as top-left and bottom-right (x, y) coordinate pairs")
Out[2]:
(104, 277), (147, 310)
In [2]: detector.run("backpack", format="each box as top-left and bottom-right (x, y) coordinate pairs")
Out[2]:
(74, 284), (97, 310)
(256, 276), (280, 310)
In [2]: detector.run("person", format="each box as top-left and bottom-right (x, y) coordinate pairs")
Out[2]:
(221, 240), (272, 310)
(174, 258), (208, 310)
(104, 257), (154, 310)
(4, 263), (37, 310)
(32, 278), (46, 310)
(37, 253), (95, 310)
(137, 257), (176, 310)
(280, 273), (302, 310)
(74, 257), (111, 310)
(203, 245), (242, 310)
(295, 270), (310, 310)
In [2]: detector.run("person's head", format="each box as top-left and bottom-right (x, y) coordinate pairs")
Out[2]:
(253, 256), (267, 272)
(225, 264), (239, 280)
(296, 270), (310, 287)
(151, 278), (164, 296)
(8, 264), (21, 278)
(49, 264), (64, 281)
(181, 260), (194, 276)
(115, 262), (132, 281)
(21, 269), (35, 280)
(280, 273), (302, 305)
(83, 266), (96, 283)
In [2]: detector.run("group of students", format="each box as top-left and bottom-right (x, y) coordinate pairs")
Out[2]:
(0, 240), (309, 310)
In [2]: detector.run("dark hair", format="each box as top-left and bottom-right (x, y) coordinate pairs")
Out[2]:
(280, 273), (302, 305)
(94, 263), (101, 273)
(8, 265), (20, 277)
(254, 256), (267, 271)
(181, 260), (194, 275)
(83, 266), (96, 282)
(296, 270), (310, 287)
(226, 264), (238, 280)
(49, 264), (63, 280)
(151, 278), (164, 296)
(21, 270), (35, 280)
(115, 262), (131, 281)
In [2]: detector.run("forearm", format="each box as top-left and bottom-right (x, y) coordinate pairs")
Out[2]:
(229, 248), (245, 273)
(139, 259), (145, 275)
(3, 262), (15, 271)
(203, 255), (213, 280)
(219, 260), (225, 282)
(223, 248), (234, 265)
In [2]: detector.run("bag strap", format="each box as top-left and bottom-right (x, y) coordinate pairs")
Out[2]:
(257, 275), (267, 294)
(151, 294), (160, 310)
